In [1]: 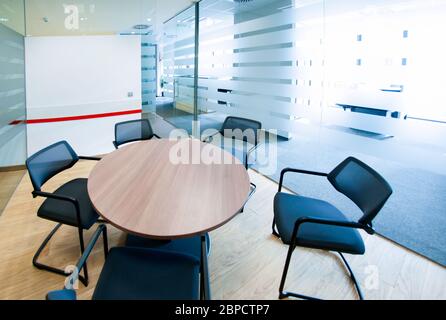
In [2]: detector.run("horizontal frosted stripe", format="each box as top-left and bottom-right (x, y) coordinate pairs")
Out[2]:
(198, 92), (315, 120)
(169, 68), (195, 76)
(164, 46), (196, 59)
(199, 99), (296, 132)
(199, 66), (298, 79)
(200, 10), (296, 41)
(162, 34), (195, 51)
(198, 78), (321, 100)
(0, 88), (25, 98)
(142, 60), (156, 67)
(142, 70), (156, 78)
(163, 41), (195, 55)
(142, 82), (157, 90)
(199, 89), (315, 116)
(141, 46), (156, 55)
(0, 56), (24, 64)
(199, 30), (294, 53)
(202, 47), (297, 65)
(170, 59), (195, 67)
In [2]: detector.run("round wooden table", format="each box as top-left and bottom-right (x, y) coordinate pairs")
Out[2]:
(87, 138), (251, 240)
(88, 139), (251, 299)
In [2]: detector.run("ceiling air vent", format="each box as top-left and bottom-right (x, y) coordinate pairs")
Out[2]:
(133, 24), (150, 30)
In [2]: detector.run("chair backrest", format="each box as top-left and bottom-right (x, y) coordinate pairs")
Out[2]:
(327, 157), (393, 226)
(114, 119), (154, 148)
(26, 141), (79, 192)
(220, 116), (262, 146)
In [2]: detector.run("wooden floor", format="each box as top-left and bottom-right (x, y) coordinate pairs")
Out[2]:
(0, 170), (25, 216)
(0, 160), (444, 300)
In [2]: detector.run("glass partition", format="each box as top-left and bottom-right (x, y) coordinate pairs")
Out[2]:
(190, 0), (446, 265)
(0, 0), (27, 167)
(160, 4), (197, 134)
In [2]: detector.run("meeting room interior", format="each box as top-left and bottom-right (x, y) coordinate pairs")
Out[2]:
(0, 0), (445, 303)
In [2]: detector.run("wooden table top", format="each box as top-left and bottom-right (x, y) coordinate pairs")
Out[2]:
(88, 139), (251, 239)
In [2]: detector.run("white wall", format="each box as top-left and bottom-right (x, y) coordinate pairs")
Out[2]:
(25, 35), (142, 156)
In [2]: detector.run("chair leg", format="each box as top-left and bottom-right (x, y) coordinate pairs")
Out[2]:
(77, 228), (89, 286)
(278, 244), (321, 300)
(278, 247), (364, 300)
(240, 182), (257, 214)
(338, 252), (364, 300)
(32, 223), (88, 287)
(272, 218), (280, 237)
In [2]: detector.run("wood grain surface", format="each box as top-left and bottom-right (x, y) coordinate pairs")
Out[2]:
(88, 139), (251, 239)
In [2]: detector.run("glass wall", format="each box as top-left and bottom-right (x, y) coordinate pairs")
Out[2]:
(159, 0), (446, 265)
(160, 5), (197, 133)
(0, 0), (27, 167)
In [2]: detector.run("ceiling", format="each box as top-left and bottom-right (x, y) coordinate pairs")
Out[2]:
(0, 0), (194, 37)
(0, 0), (25, 34)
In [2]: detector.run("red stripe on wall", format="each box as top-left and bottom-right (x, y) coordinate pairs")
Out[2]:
(18, 109), (142, 124)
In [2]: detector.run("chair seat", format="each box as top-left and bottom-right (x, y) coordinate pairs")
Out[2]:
(37, 178), (98, 229)
(92, 247), (200, 300)
(125, 233), (211, 261)
(46, 289), (76, 300)
(274, 193), (365, 254)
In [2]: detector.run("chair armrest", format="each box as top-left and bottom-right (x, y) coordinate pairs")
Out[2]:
(65, 224), (108, 290)
(113, 141), (118, 149)
(79, 156), (101, 161)
(278, 168), (328, 192)
(32, 190), (82, 227)
(153, 134), (162, 139)
(289, 216), (375, 248)
(202, 130), (221, 143)
(46, 289), (77, 300)
(244, 143), (262, 169)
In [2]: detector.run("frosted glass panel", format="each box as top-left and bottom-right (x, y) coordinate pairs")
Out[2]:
(197, 0), (324, 137)
(141, 37), (157, 112)
(160, 4), (197, 132)
(0, 1), (26, 167)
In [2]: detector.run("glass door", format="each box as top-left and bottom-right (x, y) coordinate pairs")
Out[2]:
(161, 4), (197, 135)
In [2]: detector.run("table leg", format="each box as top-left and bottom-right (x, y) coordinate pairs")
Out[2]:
(200, 234), (211, 300)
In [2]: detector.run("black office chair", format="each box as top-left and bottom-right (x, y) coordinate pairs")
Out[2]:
(204, 116), (262, 211)
(125, 233), (211, 261)
(273, 157), (392, 300)
(26, 141), (105, 286)
(113, 119), (160, 149)
(46, 225), (210, 300)
(204, 116), (262, 170)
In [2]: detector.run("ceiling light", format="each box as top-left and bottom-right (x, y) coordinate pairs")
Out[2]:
(147, 18), (152, 22)
(0, 18), (9, 22)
